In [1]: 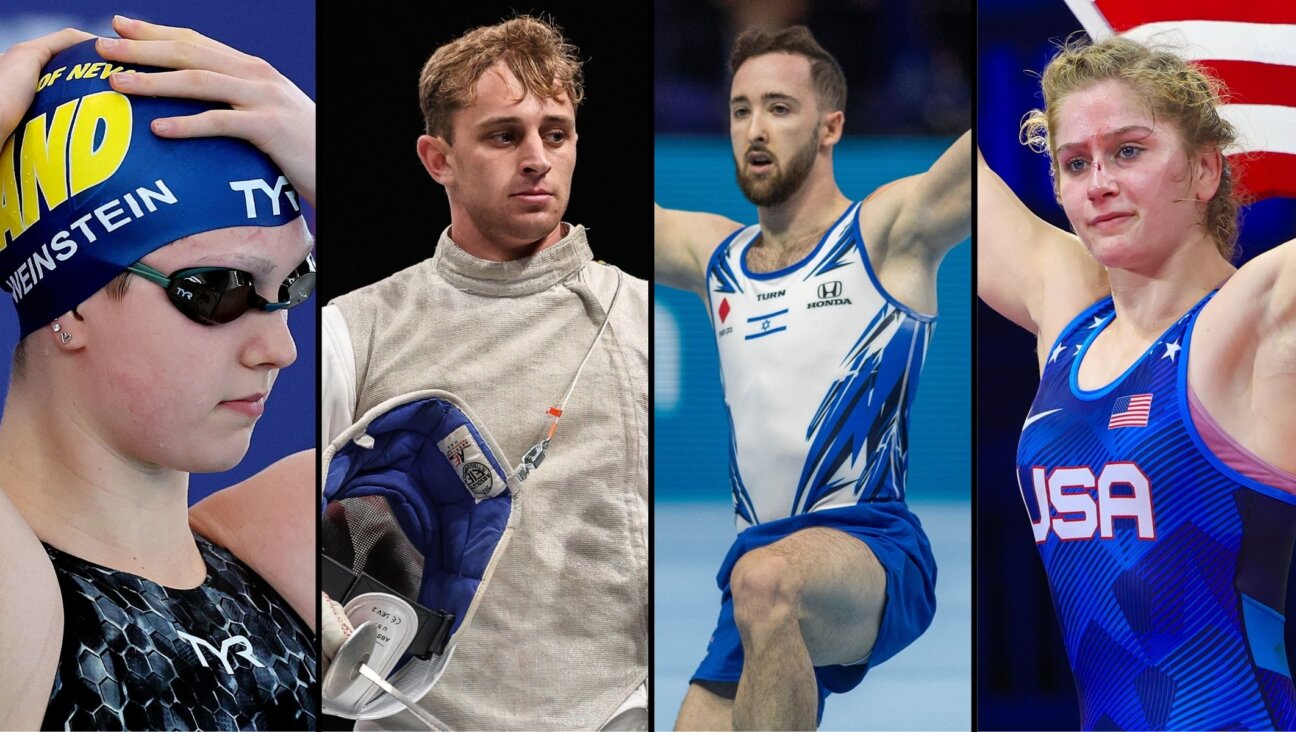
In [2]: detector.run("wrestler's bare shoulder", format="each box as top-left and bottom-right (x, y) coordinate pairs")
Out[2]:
(1190, 239), (1296, 399)
(1202, 239), (1296, 329)
(1187, 241), (1296, 473)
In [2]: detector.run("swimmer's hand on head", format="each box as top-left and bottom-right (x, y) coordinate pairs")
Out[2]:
(96, 15), (316, 207)
(0, 28), (96, 139)
(0, 33), (96, 730)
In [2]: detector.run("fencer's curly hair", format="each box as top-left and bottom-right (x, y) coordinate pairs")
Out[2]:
(729, 25), (847, 114)
(1020, 34), (1243, 261)
(418, 15), (585, 143)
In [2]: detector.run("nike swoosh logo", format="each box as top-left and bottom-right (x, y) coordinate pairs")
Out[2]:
(1022, 408), (1063, 431)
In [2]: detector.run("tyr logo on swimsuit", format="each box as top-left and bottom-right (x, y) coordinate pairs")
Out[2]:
(176, 630), (266, 674)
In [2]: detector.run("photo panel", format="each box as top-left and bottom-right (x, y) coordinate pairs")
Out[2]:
(655, 1), (972, 728)
(0, 2), (316, 729)
(317, 3), (651, 730)
(978, 1), (1296, 729)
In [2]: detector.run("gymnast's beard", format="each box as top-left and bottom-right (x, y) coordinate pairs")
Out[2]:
(735, 131), (819, 207)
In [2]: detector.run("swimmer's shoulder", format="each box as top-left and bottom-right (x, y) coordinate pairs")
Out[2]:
(0, 489), (63, 729)
(189, 450), (316, 629)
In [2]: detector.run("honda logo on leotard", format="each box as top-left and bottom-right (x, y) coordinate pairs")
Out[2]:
(176, 631), (266, 674)
(809, 280), (851, 309)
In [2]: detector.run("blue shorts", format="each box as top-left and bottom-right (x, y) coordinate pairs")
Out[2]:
(691, 502), (937, 718)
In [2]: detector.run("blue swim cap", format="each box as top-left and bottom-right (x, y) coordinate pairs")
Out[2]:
(0, 40), (303, 336)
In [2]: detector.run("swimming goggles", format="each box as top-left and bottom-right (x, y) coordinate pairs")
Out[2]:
(125, 255), (316, 325)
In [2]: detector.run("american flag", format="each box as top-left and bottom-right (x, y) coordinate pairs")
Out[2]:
(1109, 393), (1154, 428)
(1064, 0), (1296, 199)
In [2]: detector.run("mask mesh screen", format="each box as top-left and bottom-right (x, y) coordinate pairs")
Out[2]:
(322, 495), (426, 599)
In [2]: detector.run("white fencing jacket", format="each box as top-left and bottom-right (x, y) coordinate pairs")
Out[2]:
(322, 225), (648, 730)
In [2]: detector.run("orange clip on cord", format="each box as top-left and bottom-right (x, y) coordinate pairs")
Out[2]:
(521, 271), (622, 481)
(546, 407), (563, 440)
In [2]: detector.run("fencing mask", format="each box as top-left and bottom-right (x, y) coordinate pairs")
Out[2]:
(320, 390), (516, 725)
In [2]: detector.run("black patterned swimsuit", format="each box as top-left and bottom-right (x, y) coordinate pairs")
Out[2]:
(40, 536), (316, 731)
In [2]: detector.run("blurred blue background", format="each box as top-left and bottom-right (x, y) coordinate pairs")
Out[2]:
(656, 0), (971, 137)
(978, 1), (1296, 729)
(0, 2), (315, 504)
(655, 137), (970, 731)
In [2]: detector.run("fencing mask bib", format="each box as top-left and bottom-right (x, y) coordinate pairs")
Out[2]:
(321, 390), (515, 725)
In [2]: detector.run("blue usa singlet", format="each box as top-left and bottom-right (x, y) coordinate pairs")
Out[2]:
(706, 202), (934, 529)
(1016, 292), (1296, 730)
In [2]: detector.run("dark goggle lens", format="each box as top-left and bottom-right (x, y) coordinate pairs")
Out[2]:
(279, 255), (316, 307)
(168, 269), (257, 325)
(159, 256), (316, 325)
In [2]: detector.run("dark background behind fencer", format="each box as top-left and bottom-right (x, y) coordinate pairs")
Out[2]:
(0, 2), (315, 504)
(316, 3), (653, 305)
(978, 0), (1296, 728)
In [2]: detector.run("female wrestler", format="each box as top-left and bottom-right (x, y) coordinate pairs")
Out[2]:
(0, 17), (317, 730)
(979, 36), (1296, 730)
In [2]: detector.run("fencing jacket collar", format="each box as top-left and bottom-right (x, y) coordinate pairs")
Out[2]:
(435, 224), (591, 297)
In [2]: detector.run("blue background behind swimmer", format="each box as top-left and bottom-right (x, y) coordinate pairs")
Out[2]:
(654, 137), (970, 504)
(0, 2), (315, 504)
(654, 136), (971, 730)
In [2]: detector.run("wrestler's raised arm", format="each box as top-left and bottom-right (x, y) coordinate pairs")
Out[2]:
(1187, 237), (1296, 474)
(655, 203), (742, 296)
(976, 147), (1106, 347)
(1264, 239), (1296, 342)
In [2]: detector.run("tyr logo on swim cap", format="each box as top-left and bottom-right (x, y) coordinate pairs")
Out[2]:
(0, 40), (302, 337)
